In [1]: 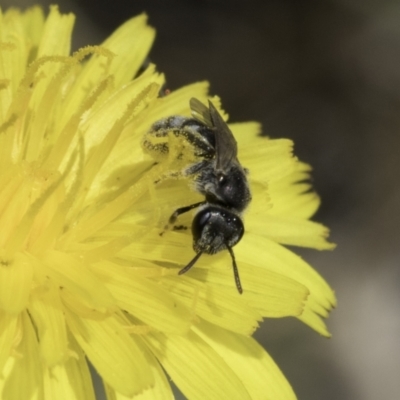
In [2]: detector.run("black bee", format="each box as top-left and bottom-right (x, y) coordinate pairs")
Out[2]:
(144, 98), (251, 293)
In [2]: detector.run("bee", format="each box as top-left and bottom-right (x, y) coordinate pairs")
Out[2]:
(144, 98), (251, 293)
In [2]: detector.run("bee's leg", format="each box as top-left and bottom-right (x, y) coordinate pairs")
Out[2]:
(144, 131), (211, 179)
(183, 160), (209, 177)
(160, 201), (205, 235)
(143, 128), (214, 168)
(178, 130), (214, 159)
(153, 168), (184, 184)
(168, 202), (205, 225)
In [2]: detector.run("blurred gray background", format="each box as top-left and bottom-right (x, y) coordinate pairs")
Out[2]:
(5, 0), (400, 399)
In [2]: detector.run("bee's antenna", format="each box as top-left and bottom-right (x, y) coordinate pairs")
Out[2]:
(179, 251), (204, 275)
(227, 246), (243, 294)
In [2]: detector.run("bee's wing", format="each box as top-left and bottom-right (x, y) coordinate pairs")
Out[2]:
(208, 100), (238, 171)
(190, 97), (213, 126)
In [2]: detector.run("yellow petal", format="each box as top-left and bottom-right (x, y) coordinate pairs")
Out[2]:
(0, 312), (43, 399)
(0, 251), (33, 314)
(83, 69), (164, 175)
(195, 321), (297, 400)
(0, 10), (28, 99)
(193, 261), (309, 318)
(20, 6), (45, 51)
(37, 5), (74, 57)
(145, 330), (252, 400)
(124, 226), (308, 323)
(298, 307), (332, 337)
(28, 287), (69, 366)
(81, 71), (162, 152)
(237, 233), (336, 335)
(139, 81), (210, 126)
(230, 122), (262, 144)
(64, 14), (155, 117)
(81, 78), (162, 201)
(60, 161), (166, 245)
(104, 338), (173, 400)
(42, 250), (115, 309)
(0, 310), (18, 373)
(91, 261), (192, 334)
(265, 162), (320, 219)
(60, 289), (111, 320)
(97, 14), (155, 87)
(120, 226), (197, 265)
(66, 312), (153, 396)
(160, 274), (262, 335)
(248, 213), (335, 250)
(240, 136), (296, 184)
(43, 334), (96, 400)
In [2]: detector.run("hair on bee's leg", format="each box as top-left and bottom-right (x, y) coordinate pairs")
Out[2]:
(227, 246), (243, 294)
(178, 251), (204, 275)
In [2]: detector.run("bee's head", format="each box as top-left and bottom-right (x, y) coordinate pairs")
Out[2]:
(191, 205), (244, 253)
(178, 205), (244, 294)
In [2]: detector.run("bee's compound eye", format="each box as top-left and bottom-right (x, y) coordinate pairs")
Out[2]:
(191, 209), (212, 241)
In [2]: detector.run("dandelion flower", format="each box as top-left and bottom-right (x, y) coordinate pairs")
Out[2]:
(0, 5), (336, 400)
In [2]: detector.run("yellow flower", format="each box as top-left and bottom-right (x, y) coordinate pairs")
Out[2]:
(0, 5), (336, 400)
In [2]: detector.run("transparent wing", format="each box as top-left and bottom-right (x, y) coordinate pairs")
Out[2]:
(190, 97), (213, 126)
(208, 100), (238, 171)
